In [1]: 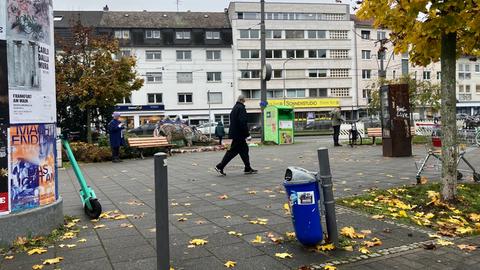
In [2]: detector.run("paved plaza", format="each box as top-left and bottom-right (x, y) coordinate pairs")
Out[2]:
(1, 139), (479, 270)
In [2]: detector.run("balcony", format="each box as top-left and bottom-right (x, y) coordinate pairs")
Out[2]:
(458, 94), (472, 101)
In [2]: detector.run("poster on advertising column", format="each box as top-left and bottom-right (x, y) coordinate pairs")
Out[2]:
(9, 124), (56, 213)
(0, 0), (10, 215)
(6, 0), (56, 124)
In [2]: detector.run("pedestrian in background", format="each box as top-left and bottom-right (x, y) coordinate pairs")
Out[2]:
(215, 95), (257, 176)
(215, 121), (225, 145)
(108, 112), (125, 162)
(330, 106), (344, 147)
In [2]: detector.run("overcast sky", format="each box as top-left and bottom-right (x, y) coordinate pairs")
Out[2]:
(54, 0), (358, 13)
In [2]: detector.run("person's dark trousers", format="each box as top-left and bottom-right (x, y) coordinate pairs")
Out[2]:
(217, 139), (251, 170)
(218, 137), (223, 145)
(112, 146), (120, 161)
(333, 125), (340, 145)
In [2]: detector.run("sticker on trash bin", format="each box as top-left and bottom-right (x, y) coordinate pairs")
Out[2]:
(297, 191), (315, 205)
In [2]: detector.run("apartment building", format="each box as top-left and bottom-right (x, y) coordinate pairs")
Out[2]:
(228, 2), (357, 125)
(54, 9), (234, 128)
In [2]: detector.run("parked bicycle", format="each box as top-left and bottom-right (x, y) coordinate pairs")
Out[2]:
(348, 121), (362, 147)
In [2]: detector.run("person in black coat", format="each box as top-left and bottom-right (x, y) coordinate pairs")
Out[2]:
(108, 112), (125, 162)
(215, 95), (257, 176)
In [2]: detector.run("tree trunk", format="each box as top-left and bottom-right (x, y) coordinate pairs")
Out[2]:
(440, 32), (458, 202)
(86, 106), (92, 144)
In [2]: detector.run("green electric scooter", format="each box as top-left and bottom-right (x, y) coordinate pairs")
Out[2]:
(61, 131), (102, 219)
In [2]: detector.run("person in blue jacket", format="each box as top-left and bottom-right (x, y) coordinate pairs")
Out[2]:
(108, 112), (125, 163)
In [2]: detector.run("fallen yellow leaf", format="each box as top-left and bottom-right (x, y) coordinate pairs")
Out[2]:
(93, 224), (106, 229)
(286, 232), (296, 239)
(219, 195), (229, 200)
(27, 248), (48, 255)
(324, 265), (337, 270)
(283, 203), (290, 215)
(248, 191), (257, 195)
(114, 214), (128, 220)
(77, 238), (87, 243)
(177, 217), (188, 222)
(61, 232), (76, 240)
(189, 239), (208, 246)
(224, 215), (231, 219)
(436, 239), (454, 246)
(456, 227), (474, 235)
(32, 265), (44, 269)
(359, 246), (370, 254)
(4, 255), (14, 260)
(275, 253), (293, 259)
(316, 243), (335, 251)
(251, 235), (265, 244)
(469, 213), (480, 222)
(343, 246), (353, 251)
(371, 215), (384, 220)
(66, 244), (76, 248)
(228, 231), (243, 237)
(224, 261), (237, 268)
(43, 257), (63, 265)
(428, 234), (441, 239)
(364, 237), (382, 247)
(340, 227), (356, 238)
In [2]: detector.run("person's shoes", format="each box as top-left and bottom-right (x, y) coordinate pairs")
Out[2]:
(334, 144), (342, 147)
(215, 166), (226, 176)
(244, 168), (258, 174)
(112, 159), (121, 163)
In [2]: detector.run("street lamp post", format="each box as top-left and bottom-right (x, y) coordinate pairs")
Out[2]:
(207, 90), (212, 140)
(282, 57), (293, 106)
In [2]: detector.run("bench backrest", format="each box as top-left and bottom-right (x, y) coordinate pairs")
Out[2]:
(127, 137), (170, 147)
(367, 127), (416, 136)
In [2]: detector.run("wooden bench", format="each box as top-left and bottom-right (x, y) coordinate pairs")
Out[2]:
(127, 137), (174, 159)
(366, 127), (416, 145)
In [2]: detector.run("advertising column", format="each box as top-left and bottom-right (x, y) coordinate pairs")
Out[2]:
(5, 0), (57, 213)
(0, 0), (10, 215)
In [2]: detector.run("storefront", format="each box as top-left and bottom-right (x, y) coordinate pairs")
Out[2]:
(114, 104), (165, 128)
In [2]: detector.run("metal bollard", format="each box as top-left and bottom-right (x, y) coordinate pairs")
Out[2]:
(317, 148), (339, 246)
(154, 153), (170, 270)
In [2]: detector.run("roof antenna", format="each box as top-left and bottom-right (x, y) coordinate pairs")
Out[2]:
(176, 0), (180, 12)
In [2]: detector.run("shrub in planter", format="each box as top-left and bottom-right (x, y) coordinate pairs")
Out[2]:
(62, 142), (112, 163)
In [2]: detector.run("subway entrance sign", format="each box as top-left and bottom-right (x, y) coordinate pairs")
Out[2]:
(268, 99), (340, 108)
(264, 106), (294, 145)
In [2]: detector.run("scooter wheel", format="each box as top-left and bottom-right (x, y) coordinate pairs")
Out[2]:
(84, 198), (102, 219)
(474, 173), (480, 183)
(457, 171), (463, 181)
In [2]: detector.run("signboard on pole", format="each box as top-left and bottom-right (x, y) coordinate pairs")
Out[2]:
(6, 0), (56, 124)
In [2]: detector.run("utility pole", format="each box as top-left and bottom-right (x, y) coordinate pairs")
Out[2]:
(378, 39), (387, 80)
(260, 0), (267, 143)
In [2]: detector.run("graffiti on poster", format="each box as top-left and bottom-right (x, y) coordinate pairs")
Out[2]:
(9, 123), (56, 212)
(6, 0), (56, 124)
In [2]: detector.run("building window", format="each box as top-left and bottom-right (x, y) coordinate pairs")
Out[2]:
(308, 69), (327, 78)
(240, 50), (260, 59)
(307, 30), (326, 39)
(239, 29), (259, 39)
(285, 30), (305, 39)
(362, 89), (371, 99)
(115, 49), (131, 59)
(423, 71), (431, 80)
(241, 70), (261, 79)
(329, 30), (348, 39)
(114, 30), (130, 39)
(330, 49), (349, 59)
(266, 30), (282, 39)
(237, 12), (259, 20)
(207, 72), (222, 82)
(286, 49), (304, 59)
(402, 59), (409, 75)
(437, 71), (441, 80)
(330, 88), (350, 97)
(145, 30), (161, 39)
(361, 30), (370, 40)
(309, 88), (327, 97)
(308, 49), (327, 59)
(215, 114), (230, 126)
(377, 31), (386, 40)
(146, 72), (162, 83)
(323, 13), (345, 20)
(208, 92), (222, 104)
(176, 50), (192, 61)
(177, 72), (193, 83)
(459, 64), (471, 80)
(241, 89), (261, 99)
(330, 69), (349, 78)
(147, 93), (163, 104)
(267, 89), (284, 98)
(272, 70), (283, 79)
(266, 50), (283, 59)
(145, 50), (161, 61)
(119, 95), (131, 104)
(286, 89), (306, 98)
(206, 50), (221, 61)
(476, 85), (480, 93)
(459, 85), (464, 92)
(178, 93), (193, 104)
(206, 31), (220, 40)
(361, 50), (371, 60)
(176, 31), (191, 40)
(362, 69), (371, 79)
(466, 85), (471, 93)
(475, 64), (480, 73)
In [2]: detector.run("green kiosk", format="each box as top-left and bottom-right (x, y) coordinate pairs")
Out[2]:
(264, 105), (295, 144)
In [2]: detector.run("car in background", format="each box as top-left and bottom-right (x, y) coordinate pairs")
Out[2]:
(127, 123), (157, 136)
(196, 122), (229, 135)
(358, 116), (381, 128)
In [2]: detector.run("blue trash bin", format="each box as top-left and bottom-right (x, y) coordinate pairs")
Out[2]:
(284, 167), (323, 246)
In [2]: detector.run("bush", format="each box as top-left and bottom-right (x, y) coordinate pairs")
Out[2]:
(63, 142), (112, 163)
